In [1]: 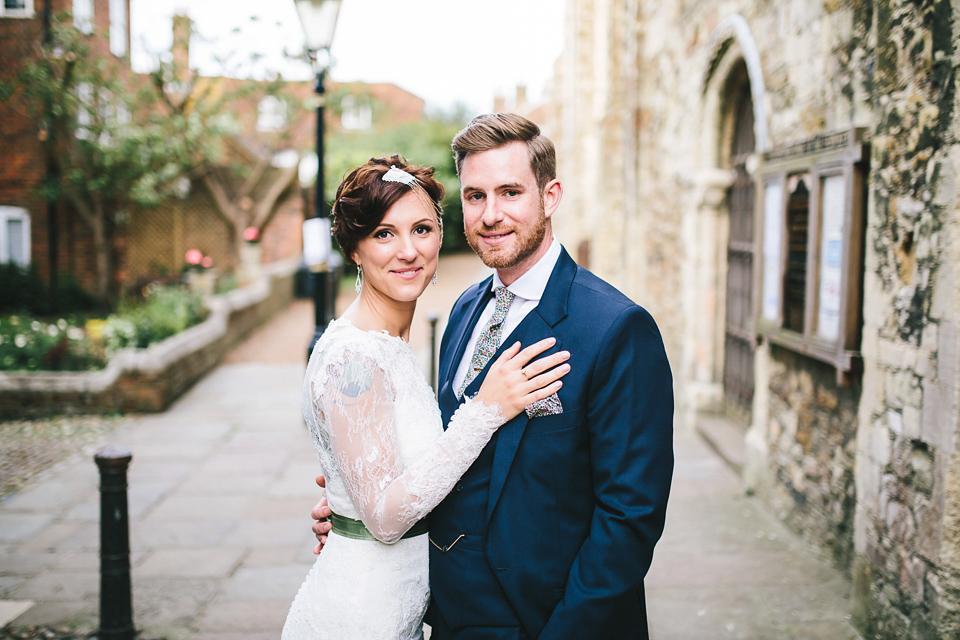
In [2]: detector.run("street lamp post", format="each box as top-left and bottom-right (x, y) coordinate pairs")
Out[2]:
(294, 0), (343, 360)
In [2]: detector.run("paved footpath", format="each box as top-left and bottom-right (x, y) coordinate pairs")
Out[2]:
(0, 253), (859, 639)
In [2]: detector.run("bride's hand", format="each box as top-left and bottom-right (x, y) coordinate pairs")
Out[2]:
(475, 338), (570, 422)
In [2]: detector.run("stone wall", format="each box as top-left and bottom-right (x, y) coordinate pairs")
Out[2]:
(852, 1), (960, 637)
(0, 260), (297, 418)
(551, 0), (960, 637)
(766, 346), (859, 570)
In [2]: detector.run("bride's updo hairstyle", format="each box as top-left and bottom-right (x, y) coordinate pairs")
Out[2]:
(331, 154), (444, 264)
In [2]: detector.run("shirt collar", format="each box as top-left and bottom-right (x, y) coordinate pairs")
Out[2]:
(492, 237), (561, 302)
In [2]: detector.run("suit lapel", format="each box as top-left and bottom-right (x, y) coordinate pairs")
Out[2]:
(485, 249), (578, 521)
(438, 276), (493, 418)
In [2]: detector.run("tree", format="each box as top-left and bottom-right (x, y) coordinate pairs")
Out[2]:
(1, 16), (274, 306)
(199, 132), (300, 267)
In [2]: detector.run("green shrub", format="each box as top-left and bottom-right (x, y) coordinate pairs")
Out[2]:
(0, 316), (106, 371)
(0, 284), (208, 371)
(103, 284), (208, 352)
(0, 262), (98, 316)
(214, 272), (238, 295)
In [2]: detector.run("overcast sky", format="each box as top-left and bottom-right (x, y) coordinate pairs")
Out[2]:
(130, 0), (566, 115)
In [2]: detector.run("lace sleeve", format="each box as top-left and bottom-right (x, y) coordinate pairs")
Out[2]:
(320, 349), (504, 544)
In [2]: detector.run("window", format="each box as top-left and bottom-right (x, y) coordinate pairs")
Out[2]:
(757, 129), (868, 383)
(0, 207), (31, 266)
(73, 0), (93, 34)
(76, 82), (94, 140)
(257, 96), (286, 132)
(109, 0), (126, 56)
(783, 174), (810, 332)
(1, 0), (33, 17)
(341, 95), (373, 131)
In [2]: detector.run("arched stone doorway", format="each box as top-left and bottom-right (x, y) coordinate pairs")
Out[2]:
(684, 15), (768, 471)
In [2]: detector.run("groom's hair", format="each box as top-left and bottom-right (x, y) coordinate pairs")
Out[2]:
(452, 113), (556, 191)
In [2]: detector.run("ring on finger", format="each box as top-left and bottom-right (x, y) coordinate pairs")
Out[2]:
(520, 368), (529, 380)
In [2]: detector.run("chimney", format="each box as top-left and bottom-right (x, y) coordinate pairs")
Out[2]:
(172, 14), (190, 74)
(515, 85), (527, 108)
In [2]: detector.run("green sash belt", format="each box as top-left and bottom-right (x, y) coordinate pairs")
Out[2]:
(329, 512), (428, 542)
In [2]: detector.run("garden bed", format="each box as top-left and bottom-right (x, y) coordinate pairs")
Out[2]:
(0, 260), (297, 418)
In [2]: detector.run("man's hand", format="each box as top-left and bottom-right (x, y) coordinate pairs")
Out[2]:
(311, 475), (332, 554)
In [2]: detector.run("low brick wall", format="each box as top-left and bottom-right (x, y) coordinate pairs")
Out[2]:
(0, 260), (298, 418)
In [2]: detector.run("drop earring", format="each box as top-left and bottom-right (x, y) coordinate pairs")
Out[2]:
(355, 264), (363, 293)
(431, 270), (438, 286)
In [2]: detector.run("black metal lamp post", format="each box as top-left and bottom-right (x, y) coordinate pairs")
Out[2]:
(295, 0), (343, 360)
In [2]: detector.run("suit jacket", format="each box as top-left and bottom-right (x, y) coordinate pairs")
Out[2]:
(428, 248), (674, 640)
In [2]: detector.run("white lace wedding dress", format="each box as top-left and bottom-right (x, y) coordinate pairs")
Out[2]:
(282, 318), (504, 640)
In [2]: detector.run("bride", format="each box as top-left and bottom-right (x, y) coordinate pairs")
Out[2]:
(282, 156), (570, 639)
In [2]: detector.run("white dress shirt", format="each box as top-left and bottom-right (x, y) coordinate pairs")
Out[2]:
(452, 237), (562, 396)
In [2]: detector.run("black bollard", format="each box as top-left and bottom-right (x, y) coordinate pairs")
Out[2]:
(95, 445), (135, 640)
(428, 312), (439, 396)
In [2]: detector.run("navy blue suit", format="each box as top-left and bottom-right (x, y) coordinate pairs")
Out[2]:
(428, 248), (674, 640)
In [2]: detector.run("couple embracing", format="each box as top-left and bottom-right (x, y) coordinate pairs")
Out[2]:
(282, 113), (674, 640)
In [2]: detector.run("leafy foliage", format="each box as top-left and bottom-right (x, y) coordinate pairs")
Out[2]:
(0, 315), (104, 371)
(0, 15), (275, 304)
(0, 284), (208, 372)
(103, 284), (208, 351)
(0, 262), (98, 316)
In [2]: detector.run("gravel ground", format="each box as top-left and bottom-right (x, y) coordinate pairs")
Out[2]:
(0, 626), (89, 639)
(0, 626), (163, 640)
(0, 414), (128, 501)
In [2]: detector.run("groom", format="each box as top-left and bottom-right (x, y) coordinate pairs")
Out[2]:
(316, 113), (674, 639)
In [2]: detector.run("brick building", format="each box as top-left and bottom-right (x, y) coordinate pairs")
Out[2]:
(549, 1), (959, 637)
(0, 0), (130, 294)
(1, 3), (425, 299)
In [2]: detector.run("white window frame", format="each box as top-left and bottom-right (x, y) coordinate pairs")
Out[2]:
(0, 207), (32, 266)
(341, 95), (373, 131)
(76, 82), (94, 140)
(109, 0), (127, 57)
(1, 0), (34, 18)
(257, 95), (286, 132)
(73, 0), (93, 34)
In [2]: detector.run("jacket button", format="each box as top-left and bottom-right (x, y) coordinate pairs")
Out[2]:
(455, 483), (463, 492)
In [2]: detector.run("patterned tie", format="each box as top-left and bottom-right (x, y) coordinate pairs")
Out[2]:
(458, 286), (515, 398)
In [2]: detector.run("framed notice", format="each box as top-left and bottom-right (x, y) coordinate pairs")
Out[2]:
(756, 128), (868, 384)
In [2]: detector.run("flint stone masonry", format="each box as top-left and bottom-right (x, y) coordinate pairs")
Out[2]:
(0, 260), (297, 418)
(766, 347), (859, 571)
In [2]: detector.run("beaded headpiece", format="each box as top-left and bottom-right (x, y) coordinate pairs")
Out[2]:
(382, 165), (418, 186)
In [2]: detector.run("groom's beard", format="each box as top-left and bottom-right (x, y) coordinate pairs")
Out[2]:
(466, 198), (547, 270)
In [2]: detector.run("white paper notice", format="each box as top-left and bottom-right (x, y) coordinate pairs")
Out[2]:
(817, 175), (845, 342)
(762, 182), (783, 323)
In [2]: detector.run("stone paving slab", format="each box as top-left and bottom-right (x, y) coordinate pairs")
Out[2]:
(195, 598), (292, 632)
(0, 601), (33, 627)
(645, 433), (858, 639)
(136, 548), (246, 578)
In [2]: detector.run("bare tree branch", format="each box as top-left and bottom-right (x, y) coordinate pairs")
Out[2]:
(235, 153), (271, 203)
(201, 173), (241, 233)
(252, 164), (298, 230)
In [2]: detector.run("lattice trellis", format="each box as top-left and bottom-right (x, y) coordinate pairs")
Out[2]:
(124, 189), (234, 288)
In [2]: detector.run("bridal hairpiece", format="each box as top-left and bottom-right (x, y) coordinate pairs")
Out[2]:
(382, 165), (418, 186)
